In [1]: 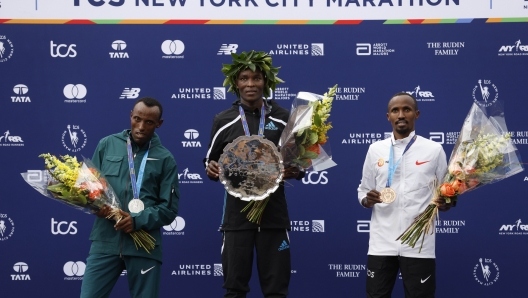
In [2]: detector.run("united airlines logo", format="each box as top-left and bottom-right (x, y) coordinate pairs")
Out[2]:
(11, 84), (31, 103)
(218, 44), (238, 55)
(312, 43), (324, 56)
(172, 264), (212, 276)
(0, 35), (14, 62)
(0, 130), (24, 146)
(163, 216), (186, 235)
(172, 87), (223, 99)
(473, 258), (499, 286)
(63, 84), (87, 103)
(12, 262), (30, 280)
(290, 220), (325, 232)
(182, 129), (201, 147)
(269, 43), (323, 56)
(120, 88), (141, 99)
(0, 213), (15, 241)
(214, 264), (223, 276)
(110, 40), (129, 58)
(214, 87), (226, 100)
(63, 261), (86, 280)
(161, 40), (185, 58)
(404, 86), (435, 102)
(61, 125), (87, 152)
(498, 39), (528, 56)
(472, 79), (498, 108)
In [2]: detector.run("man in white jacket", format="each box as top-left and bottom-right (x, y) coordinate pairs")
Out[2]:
(357, 92), (453, 298)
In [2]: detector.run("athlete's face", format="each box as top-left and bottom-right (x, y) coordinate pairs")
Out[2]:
(130, 102), (163, 147)
(387, 95), (419, 139)
(236, 69), (265, 105)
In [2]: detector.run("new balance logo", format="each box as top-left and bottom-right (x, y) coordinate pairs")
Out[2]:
(278, 240), (290, 251)
(120, 88), (141, 99)
(265, 121), (278, 131)
(218, 44), (238, 55)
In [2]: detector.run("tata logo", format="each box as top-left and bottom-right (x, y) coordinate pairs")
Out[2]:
(12, 84), (31, 103)
(50, 41), (77, 58)
(110, 40), (129, 58)
(51, 218), (78, 235)
(182, 129), (201, 147)
(12, 262), (30, 280)
(302, 171), (328, 185)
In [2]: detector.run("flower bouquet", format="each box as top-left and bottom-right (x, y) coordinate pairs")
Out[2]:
(279, 84), (339, 171)
(397, 102), (524, 251)
(21, 154), (155, 253)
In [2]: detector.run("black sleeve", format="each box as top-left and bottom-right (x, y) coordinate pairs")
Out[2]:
(203, 115), (224, 168)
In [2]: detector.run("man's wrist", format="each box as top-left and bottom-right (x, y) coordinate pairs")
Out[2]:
(361, 197), (370, 208)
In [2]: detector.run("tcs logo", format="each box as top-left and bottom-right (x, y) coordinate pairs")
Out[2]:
(51, 218), (77, 235)
(50, 41), (77, 58)
(302, 171), (328, 185)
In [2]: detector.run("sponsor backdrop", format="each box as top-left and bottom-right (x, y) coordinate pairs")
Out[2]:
(1, 2), (528, 298)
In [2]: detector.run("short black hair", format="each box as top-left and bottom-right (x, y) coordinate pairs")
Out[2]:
(134, 97), (163, 119)
(388, 92), (418, 111)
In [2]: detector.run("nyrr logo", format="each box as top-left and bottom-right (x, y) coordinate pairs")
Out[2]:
(302, 171), (328, 185)
(172, 264), (212, 276)
(50, 41), (77, 58)
(61, 125), (87, 152)
(473, 258), (499, 286)
(163, 216), (186, 235)
(110, 40), (129, 58)
(182, 129), (201, 147)
(357, 220), (370, 233)
(0, 35), (14, 62)
(214, 264), (223, 277)
(218, 44), (238, 55)
(51, 218), (78, 235)
(214, 87), (226, 100)
(63, 261), (86, 280)
(178, 168), (203, 184)
(499, 218), (528, 235)
(312, 43), (324, 56)
(12, 84), (31, 103)
(498, 39), (528, 56)
(472, 79), (498, 108)
(120, 88), (141, 99)
(161, 40), (185, 58)
(63, 84), (87, 103)
(405, 86), (435, 102)
(12, 262), (30, 280)
(0, 213), (15, 240)
(0, 130), (24, 146)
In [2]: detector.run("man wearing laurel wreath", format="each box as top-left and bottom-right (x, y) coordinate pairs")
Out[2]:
(357, 93), (452, 298)
(204, 51), (302, 298)
(80, 97), (180, 298)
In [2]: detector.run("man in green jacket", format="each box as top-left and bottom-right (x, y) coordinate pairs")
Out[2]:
(80, 97), (179, 298)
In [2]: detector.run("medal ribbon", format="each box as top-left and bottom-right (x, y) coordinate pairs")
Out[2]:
(126, 136), (151, 200)
(386, 135), (417, 188)
(239, 103), (266, 137)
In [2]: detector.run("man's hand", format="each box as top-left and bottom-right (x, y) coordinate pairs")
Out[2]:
(95, 205), (111, 218)
(206, 160), (220, 180)
(114, 210), (134, 233)
(282, 166), (300, 180)
(434, 197), (453, 212)
(362, 190), (383, 208)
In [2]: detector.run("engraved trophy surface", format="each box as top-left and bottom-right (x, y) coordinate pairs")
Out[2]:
(218, 135), (284, 201)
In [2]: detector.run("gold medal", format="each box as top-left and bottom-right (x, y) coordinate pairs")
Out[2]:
(380, 187), (396, 204)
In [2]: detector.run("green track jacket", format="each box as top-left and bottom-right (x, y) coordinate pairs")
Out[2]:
(89, 130), (179, 262)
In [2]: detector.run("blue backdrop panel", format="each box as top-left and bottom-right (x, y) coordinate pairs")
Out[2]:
(0, 22), (527, 297)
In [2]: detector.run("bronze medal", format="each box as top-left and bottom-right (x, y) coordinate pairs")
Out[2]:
(380, 187), (396, 204)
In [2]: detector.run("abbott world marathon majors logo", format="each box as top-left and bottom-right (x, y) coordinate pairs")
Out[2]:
(473, 258), (499, 286)
(0, 35), (14, 62)
(271, 86), (296, 101)
(110, 40), (129, 58)
(342, 132), (390, 145)
(63, 84), (87, 103)
(334, 86), (366, 101)
(171, 87), (226, 100)
(163, 216), (185, 235)
(12, 262), (30, 280)
(356, 43), (395, 56)
(472, 79), (498, 108)
(62, 125), (87, 152)
(182, 129), (201, 147)
(0, 213), (15, 241)
(405, 85), (435, 102)
(0, 130), (24, 147)
(498, 39), (528, 56)
(161, 40), (184, 59)
(290, 220), (324, 232)
(499, 218), (528, 235)
(63, 261), (86, 280)
(429, 132), (460, 145)
(328, 263), (366, 278)
(11, 84), (31, 103)
(269, 43), (324, 56)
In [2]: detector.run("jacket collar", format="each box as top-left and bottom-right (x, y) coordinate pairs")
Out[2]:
(118, 129), (161, 148)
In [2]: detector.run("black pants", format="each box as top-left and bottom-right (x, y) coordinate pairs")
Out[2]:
(366, 255), (436, 298)
(222, 229), (291, 298)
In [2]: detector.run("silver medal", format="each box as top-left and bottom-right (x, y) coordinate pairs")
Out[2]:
(128, 199), (145, 213)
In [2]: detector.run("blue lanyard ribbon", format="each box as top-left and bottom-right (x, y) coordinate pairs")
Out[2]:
(126, 136), (150, 199)
(386, 135), (417, 188)
(238, 103), (266, 137)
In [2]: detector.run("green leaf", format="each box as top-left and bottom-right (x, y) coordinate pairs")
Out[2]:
(248, 63), (256, 72)
(307, 130), (319, 145)
(302, 151), (318, 159)
(298, 145), (305, 157)
(313, 112), (322, 127)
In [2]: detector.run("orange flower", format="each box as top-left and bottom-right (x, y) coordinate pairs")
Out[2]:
(88, 189), (101, 201)
(448, 163), (462, 176)
(451, 179), (467, 194)
(439, 183), (455, 197)
(306, 144), (320, 155)
(467, 178), (479, 189)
